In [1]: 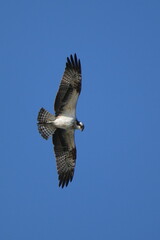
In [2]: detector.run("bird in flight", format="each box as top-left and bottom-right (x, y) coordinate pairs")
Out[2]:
(37, 54), (84, 188)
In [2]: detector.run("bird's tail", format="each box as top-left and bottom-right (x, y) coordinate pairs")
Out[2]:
(37, 108), (56, 140)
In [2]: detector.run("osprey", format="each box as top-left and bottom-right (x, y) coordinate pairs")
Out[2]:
(37, 54), (84, 188)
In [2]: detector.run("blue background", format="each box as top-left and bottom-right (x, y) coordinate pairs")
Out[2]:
(1, 1), (160, 239)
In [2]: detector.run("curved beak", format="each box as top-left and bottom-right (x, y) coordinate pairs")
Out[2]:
(81, 125), (84, 131)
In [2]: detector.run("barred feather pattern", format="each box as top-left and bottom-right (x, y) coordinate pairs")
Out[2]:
(54, 54), (82, 116)
(37, 108), (55, 123)
(56, 148), (76, 187)
(37, 108), (56, 140)
(38, 123), (56, 140)
(53, 129), (76, 188)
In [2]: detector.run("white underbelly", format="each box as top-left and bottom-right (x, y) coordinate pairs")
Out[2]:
(54, 115), (74, 129)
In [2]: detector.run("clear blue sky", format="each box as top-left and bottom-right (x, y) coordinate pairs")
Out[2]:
(1, 1), (160, 239)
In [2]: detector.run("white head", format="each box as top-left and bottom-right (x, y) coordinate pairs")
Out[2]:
(76, 120), (84, 131)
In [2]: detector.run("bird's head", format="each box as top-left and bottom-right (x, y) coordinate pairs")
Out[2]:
(76, 120), (84, 131)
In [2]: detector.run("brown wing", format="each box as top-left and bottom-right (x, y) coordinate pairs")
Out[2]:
(54, 54), (82, 117)
(52, 129), (76, 188)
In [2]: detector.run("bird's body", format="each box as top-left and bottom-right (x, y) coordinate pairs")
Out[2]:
(37, 54), (84, 188)
(54, 115), (75, 129)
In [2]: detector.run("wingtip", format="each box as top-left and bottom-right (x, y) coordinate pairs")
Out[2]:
(58, 171), (74, 188)
(66, 53), (81, 73)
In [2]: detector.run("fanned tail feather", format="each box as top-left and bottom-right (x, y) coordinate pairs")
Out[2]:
(37, 108), (56, 140)
(37, 108), (55, 123)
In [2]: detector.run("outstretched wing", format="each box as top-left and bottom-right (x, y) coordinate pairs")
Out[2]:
(54, 54), (82, 117)
(52, 129), (76, 188)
